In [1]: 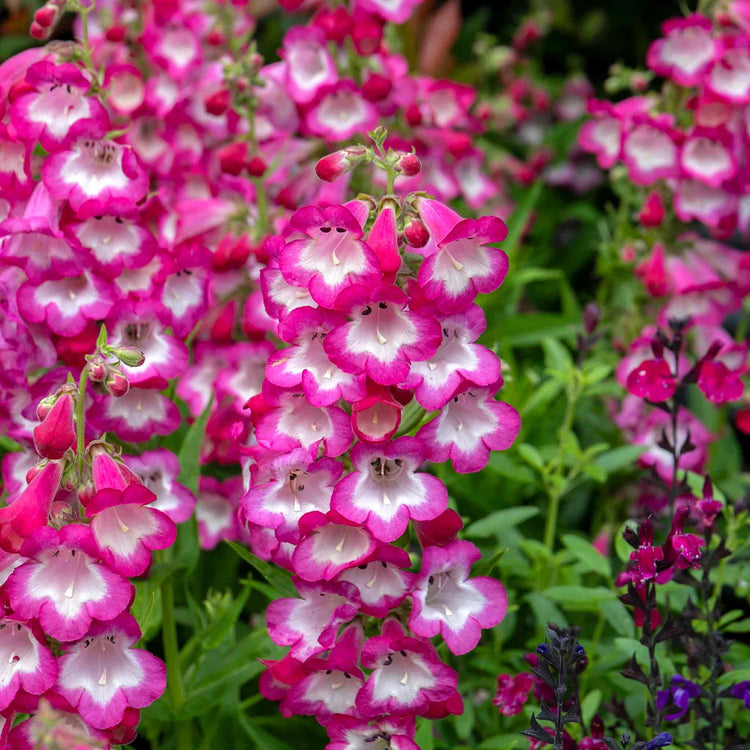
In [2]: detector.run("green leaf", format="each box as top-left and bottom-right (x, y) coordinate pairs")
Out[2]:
(131, 579), (162, 643)
(226, 540), (297, 598)
(415, 719), (435, 750)
(96, 323), (108, 348)
(542, 337), (573, 373)
(202, 579), (254, 650)
(466, 507), (540, 538)
(494, 313), (579, 348)
(504, 180), (543, 258)
(517, 443), (545, 471)
(601, 599), (635, 637)
(486, 452), (539, 485)
(561, 535), (611, 578)
(180, 660), (264, 719)
(0, 434), (23, 453)
(581, 464), (607, 483)
(526, 592), (569, 628)
(178, 396), (214, 494)
(581, 689), (602, 727)
(239, 715), (295, 750)
(717, 669), (750, 686)
(544, 585), (616, 610)
(592, 445), (646, 475)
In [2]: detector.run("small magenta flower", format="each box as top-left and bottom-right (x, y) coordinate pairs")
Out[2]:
(492, 672), (534, 716)
(626, 357), (676, 402)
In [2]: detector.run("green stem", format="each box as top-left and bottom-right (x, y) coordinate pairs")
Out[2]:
(386, 167), (395, 195)
(160, 565), (191, 746)
(76, 368), (89, 472)
(544, 381), (579, 551)
(253, 177), (268, 241)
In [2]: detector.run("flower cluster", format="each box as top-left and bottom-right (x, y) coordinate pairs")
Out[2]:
(240, 136), (520, 745)
(0, 340), (182, 744)
(580, 9), (750, 235)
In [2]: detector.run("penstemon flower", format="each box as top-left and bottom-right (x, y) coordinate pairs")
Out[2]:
(235, 130), (520, 745)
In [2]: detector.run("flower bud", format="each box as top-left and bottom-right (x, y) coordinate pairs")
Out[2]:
(639, 191), (665, 227)
(33, 393), (76, 459)
(111, 346), (145, 367)
(362, 72), (392, 102)
(34, 5), (58, 28)
(394, 152), (421, 177)
(218, 142), (248, 176)
(246, 155), (267, 177)
(205, 88), (231, 116)
(583, 302), (600, 334)
(315, 146), (368, 183)
(105, 368), (130, 398)
(30, 21), (49, 40)
(86, 353), (109, 382)
(403, 217), (429, 248)
(105, 24), (127, 42)
(206, 29), (225, 46)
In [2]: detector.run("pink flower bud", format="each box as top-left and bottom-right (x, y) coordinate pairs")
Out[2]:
(206, 29), (225, 46)
(394, 152), (421, 177)
(30, 21), (49, 40)
(105, 369), (130, 398)
(639, 191), (665, 227)
(313, 7), (352, 41)
(218, 142), (248, 175)
(351, 13), (383, 55)
(403, 217), (429, 248)
(34, 6), (58, 28)
(246, 155), (267, 177)
(205, 88), (231, 116)
(105, 24), (126, 42)
(33, 393), (76, 459)
(86, 354), (109, 382)
(315, 146), (367, 182)
(362, 73), (392, 102)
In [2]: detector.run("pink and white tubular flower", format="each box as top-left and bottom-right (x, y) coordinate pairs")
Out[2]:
(0, 618), (58, 711)
(56, 614), (166, 730)
(324, 283), (441, 387)
(409, 539), (508, 655)
(292, 511), (379, 582)
(646, 14), (719, 87)
(336, 545), (415, 618)
(86, 484), (177, 578)
(240, 450), (342, 544)
(621, 117), (681, 186)
(276, 206), (381, 309)
(7, 525), (134, 643)
(679, 128), (737, 188)
(330, 436), (448, 543)
(0, 459), (63, 554)
(89, 386), (180, 443)
(252, 383), (353, 458)
(10, 61), (109, 152)
(350, 381), (403, 444)
(282, 623), (365, 723)
(356, 618), (459, 717)
(124, 449), (196, 524)
(195, 476), (242, 551)
(418, 385), (521, 473)
(17, 272), (114, 337)
(403, 304), (501, 410)
(325, 713), (420, 750)
(266, 578), (361, 661)
(266, 306), (366, 407)
(306, 82), (378, 142)
(282, 26), (338, 105)
(70, 215), (155, 278)
(414, 198), (509, 312)
(42, 138), (148, 219)
(107, 302), (189, 384)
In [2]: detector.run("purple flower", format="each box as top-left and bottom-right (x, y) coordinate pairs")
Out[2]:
(656, 675), (701, 721)
(645, 732), (673, 749)
(730, 681), (750, 709)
